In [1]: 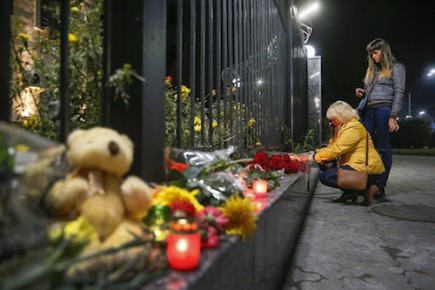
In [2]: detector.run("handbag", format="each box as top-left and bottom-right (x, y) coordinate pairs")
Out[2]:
(336, 131), (369, 191)
(356, 96), (368, 116)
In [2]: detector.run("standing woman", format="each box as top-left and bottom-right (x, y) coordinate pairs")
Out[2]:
(355, 38), (406, 199)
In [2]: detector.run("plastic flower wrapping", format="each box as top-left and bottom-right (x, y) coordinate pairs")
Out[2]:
(160, 146), (256, 247)
(164, 146), (247, 206)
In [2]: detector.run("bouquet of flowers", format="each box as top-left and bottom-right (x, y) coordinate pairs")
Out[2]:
(248, 150), (308, 174)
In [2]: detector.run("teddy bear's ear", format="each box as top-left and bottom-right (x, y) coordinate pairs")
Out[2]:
(67, 129), (85, 145)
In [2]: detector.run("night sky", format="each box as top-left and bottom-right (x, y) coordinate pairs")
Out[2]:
(296, 0), (435, 120)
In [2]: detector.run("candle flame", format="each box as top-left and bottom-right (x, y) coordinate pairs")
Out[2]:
(176, 239), (188, 252)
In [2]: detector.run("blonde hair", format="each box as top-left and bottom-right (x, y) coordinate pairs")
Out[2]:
(326, 100), (359, 123)
(364, 38), (397, 85)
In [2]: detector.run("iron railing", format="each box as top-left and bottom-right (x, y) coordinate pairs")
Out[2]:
(167, 0), (307, 151)
(2, 0), (308, 182)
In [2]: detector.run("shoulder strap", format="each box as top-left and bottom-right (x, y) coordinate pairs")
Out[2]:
(365, 131), (369, 168)
(366, 73), (379, 95)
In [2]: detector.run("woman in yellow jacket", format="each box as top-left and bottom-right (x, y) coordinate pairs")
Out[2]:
(298, 101), (385, 206)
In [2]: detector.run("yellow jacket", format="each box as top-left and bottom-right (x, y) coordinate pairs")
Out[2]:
(313, 119), (385, 174)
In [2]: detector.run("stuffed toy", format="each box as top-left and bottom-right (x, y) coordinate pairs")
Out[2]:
(44, 127), (157, 276)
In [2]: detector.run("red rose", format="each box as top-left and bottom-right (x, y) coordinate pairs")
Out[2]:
(269, 155), (283, 170)
(252, 151), (269, 164)
(282, 154), (290, 161)
(284, 160), (300, 174)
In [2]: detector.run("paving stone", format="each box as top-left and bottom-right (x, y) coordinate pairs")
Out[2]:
(284, 155), (435, 290)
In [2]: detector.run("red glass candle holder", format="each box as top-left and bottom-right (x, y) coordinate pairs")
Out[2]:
(252, 179), (268, 197)
(166, 218), (201, 271)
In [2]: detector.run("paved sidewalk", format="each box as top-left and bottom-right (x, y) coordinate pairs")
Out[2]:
(283, 155), (435, 290)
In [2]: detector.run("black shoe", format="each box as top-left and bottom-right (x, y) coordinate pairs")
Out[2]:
(374, 188), (385, 199)
(332, 191), (358, 203)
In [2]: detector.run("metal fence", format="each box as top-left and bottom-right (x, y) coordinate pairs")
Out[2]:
(166, 0), (307, 151)
(1, 0), (308, 182)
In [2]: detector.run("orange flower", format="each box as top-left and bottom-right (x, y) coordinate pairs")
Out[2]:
(170, 162), (189, 173)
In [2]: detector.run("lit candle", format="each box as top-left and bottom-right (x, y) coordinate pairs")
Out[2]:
(167, 218), (201, 271)
(252, 179), (268, 197)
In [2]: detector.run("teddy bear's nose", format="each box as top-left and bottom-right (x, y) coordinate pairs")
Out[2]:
(108, 141), (120, 156)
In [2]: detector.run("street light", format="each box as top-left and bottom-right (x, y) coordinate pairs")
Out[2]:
(407, 68), (435, 118)
(417, 110), (434, 129)
(298, 2), (320, 20)
(305, 45), (316, 57)
(296, 2), (321, 44)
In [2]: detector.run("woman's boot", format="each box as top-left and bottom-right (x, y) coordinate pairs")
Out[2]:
(360, 185), (379, 206)
(332, 191), (358, 203)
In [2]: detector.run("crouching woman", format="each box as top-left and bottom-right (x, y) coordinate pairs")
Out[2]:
(301, 101), (385, 206)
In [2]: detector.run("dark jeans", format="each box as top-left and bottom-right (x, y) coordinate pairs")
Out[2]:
(361, 105), (392, 189)
(319, 164), (379, 190)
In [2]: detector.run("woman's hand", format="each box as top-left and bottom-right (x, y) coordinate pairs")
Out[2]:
(355, 88), (365, 98)
(288, 151), (314, 162)
(388, 118), (400, 132)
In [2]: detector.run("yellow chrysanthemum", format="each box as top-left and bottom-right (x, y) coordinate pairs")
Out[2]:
(221, 195), (257, 240)
(194, 116), (202, 125)
(194, 124), (202, 132)
(68, 33), (79, 43)
(247, 118), (256, 127)
(212, 120), (218, 128)
(17, 33), (30, 42)
(49, 216), (97, 244)
(255, 141), (262, 146)
(64, 216), (97, 240)
(22, 115), (41, 129)
(71, 6), (80, 13)
(180, 85), (191, 101)
(181, 85), (190, 95)
(152, 185), (204, 212)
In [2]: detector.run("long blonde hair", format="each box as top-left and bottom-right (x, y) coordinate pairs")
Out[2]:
(326, 100), (359, 124)
(364, 38), (397, 86)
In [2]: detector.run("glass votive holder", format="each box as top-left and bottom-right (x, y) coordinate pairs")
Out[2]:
(144, 205), (171, 242)
(252, 179), (268, 197)
(166, 218), (201, 271)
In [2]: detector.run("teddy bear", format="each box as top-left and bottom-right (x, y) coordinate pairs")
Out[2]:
(43, 127), (158, 276)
